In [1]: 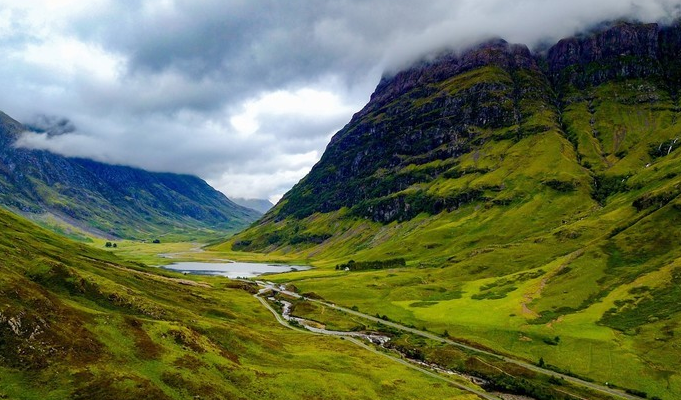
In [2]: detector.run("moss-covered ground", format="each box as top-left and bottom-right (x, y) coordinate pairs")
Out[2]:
(0, 207), (481, 400)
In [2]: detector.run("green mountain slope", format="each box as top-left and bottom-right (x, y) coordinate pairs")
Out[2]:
(0, 110), (259, 241)
(0, 207), (479, 400)
(221, 22), (681, 398)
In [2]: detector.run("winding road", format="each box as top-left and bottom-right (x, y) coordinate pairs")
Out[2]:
(256, 282), (644, 400)
(253, 288), (502, 400)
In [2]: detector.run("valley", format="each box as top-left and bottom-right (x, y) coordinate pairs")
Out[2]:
(0, 208), (481, 400)
(2, 13), (681, 400)
(82, 240), (640, 399)
(87, 239), (652, 399)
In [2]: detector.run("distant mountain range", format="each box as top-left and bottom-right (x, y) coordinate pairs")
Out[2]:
(230, 197), (274, 214)
(0, 111), (260, 240)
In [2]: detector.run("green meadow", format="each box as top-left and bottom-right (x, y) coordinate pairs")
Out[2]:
(0, 207), (481, 400)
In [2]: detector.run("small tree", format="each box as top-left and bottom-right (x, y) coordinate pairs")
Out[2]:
(105, 241), (112, 248)
(112, 243), (117, 248)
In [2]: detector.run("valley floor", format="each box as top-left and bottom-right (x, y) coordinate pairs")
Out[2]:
(103, 240), (675, 400)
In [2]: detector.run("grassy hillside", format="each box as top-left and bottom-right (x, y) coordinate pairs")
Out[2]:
(0, 207), (481, 400)
(218, 22), (681, 399)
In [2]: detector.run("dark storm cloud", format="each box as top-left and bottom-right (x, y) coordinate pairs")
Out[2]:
(3, 0), (680, 200)
(25, 114), (76, 136)
(71, 1), (388, 112)
(79, 0), (681, 99)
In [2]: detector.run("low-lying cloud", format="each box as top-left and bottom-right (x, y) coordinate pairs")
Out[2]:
(2, 0), (679, 202)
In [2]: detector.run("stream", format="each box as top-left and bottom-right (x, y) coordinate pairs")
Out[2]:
(270, 296), (391, 345)
(256, 283), (529, 398)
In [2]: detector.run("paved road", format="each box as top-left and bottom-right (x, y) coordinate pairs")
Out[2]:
(254, 291), (501, 400)
(260, 283), (643, 400)
(254, 294), (297, 330)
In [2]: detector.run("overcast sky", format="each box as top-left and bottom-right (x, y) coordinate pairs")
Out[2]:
(1, 0), (680, 203)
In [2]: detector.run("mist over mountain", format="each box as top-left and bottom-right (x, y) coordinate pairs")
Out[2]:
(1, 1), (679, 201)
(237, 21), (681, 230)
(0, 111), (259, 240)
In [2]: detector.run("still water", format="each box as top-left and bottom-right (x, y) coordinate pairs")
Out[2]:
(162, 261), (310, 278)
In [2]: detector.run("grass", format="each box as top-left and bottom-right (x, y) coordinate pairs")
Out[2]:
(0, 207), (483, 400)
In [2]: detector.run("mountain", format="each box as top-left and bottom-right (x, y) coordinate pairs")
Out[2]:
(230, 197), (274, 214)
(0, 110), (260, 240)
(221, 21), (681, 398)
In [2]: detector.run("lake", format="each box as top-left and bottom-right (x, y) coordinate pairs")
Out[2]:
(162, 261), (311, 278)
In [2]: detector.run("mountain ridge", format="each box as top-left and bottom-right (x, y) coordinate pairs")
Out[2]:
(0, 111), (259, 240)
(245, 20), (681, 227)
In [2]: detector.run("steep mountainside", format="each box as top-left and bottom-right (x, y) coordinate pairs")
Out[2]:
(223, 22), (681, 398)
(0, 111), (259, 240)
(0, 205), (475, 400)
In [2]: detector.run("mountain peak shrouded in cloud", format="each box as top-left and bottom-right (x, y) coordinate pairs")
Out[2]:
(1, 1), (680, 201)
(24, 114), (76, 137)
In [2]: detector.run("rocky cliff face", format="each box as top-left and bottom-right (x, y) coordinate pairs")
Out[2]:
(229, 21), (681, 252)
(276, 39), (555, 222)
(0, 111), (259, 239)
(544, 22), (681, 93)
(260, 22), (681, 226)
(547, 23), (662, 88)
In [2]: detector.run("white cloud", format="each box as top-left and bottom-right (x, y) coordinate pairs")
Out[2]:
(16, 36), (123, 81)
(2, 0), (680, 202)
(230, 87), (356, 136)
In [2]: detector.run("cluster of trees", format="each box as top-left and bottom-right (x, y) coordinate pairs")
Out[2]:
(105, 239), (161, 247)
(591, 174), (629, 205)
(335, 258), (406, 271)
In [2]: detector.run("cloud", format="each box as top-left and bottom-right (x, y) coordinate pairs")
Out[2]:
(24, 114), (76, 136)
(1, 0), (680, 201)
